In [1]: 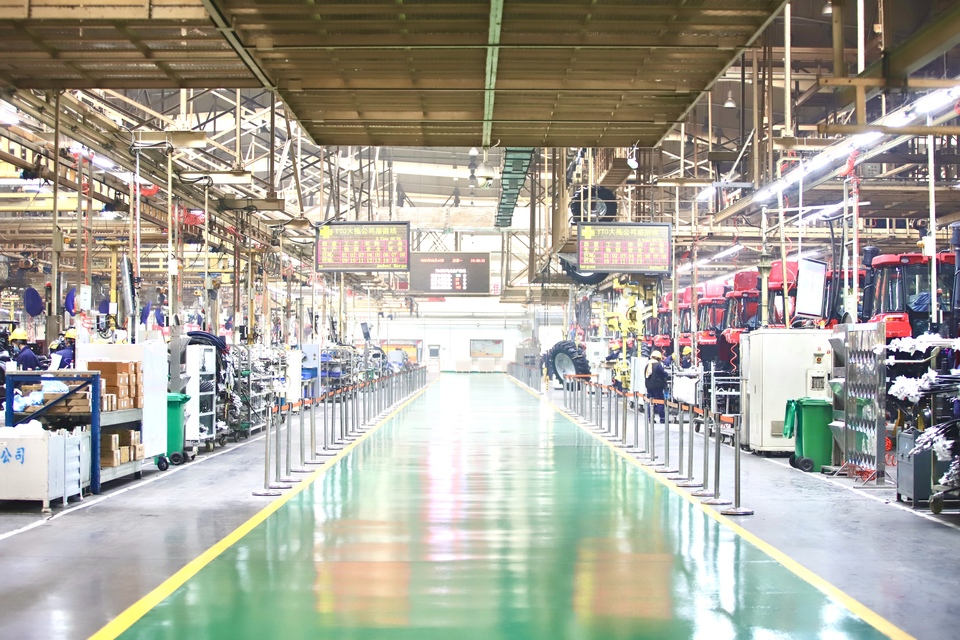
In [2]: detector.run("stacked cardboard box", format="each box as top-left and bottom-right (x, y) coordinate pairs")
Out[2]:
(22, 383), (94, 415)
(88, 361), (144, 412)
(99, 430), (143, 467)
(100, 432), (121, 467)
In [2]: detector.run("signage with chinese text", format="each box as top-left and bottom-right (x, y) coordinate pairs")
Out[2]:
(577, 223), (672, 274)
(316, 222), (410, 272)
(408, 252), (490, 295)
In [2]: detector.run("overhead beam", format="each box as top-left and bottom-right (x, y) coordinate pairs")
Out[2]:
(837, 2), (960, 108)
(482, 0), (504, 147)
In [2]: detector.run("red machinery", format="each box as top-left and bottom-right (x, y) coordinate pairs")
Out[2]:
(718, 270), (761, 371)
(767, 260), (799, 327)
(864, 252), (956, 339)
(652, 291), (674, 354)
(695, 280), (734, 365)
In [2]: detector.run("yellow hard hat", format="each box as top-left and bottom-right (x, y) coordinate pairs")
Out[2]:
(650, 350), (663, 360)
(682, 346), (692, 356)
(64, 328), (77, 340)
(10, 328), (27, 341)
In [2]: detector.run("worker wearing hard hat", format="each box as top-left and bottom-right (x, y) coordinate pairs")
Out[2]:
(10, 328), (39, 371)
(680, 345), (693, 369)
(53, 328), (76, 369)
(644, 350), (669, 423)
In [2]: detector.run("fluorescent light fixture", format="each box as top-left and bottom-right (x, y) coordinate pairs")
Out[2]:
(179, 170), (252, 185)
(90, 155), (116, 171)
(883, 110), (913, 127)
(133, 130), (208, 149)
(789, 250), (821, 260)
(754, 184), (779, 202)
(713, 244), (744, 260)
(0, 103), (18, 126)
(696, 186), (716, 202)
(850, 131), (883, 147)
(677, 263), (693, 273)
(914, 90), (957, 115)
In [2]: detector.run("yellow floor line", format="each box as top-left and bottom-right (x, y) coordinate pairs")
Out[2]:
(507, 375), (915, 640)
(89, 378), (437, 640)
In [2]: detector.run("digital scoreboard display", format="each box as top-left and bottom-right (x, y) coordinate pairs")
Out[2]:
(577, 223), (672, 274)
(316, 222), (410, 272)
(408, 252), (490, 295)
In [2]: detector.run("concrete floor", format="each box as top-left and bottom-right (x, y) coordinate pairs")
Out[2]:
(0, 373), (954, 639)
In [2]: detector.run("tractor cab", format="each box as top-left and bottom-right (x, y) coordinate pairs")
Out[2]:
(868, 252), (956, 338)
(767, 260), (799, 326)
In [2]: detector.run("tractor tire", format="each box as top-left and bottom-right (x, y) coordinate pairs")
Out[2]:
(570, 186), (618, 223)
(545, 340), (591, 384)
(559, 257), (608, 286)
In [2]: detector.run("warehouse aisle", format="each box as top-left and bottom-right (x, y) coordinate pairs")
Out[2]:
(104, 374), (891, 639)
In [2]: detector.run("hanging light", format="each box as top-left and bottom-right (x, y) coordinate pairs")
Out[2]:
(822, 0), (833, 16)
(285, 216), (312, 230)
(723, 91), (737, 109)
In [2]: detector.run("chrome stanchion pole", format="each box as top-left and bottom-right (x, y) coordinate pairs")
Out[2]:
(677, 405), (702, 488)
(617, 392), (630, 449)
(605, 387), (613, 434)
(702, 413), (731, 506)
(639, 399), (655, 461)
(291, 397), (310, 473)
(668, 404), (687, 480)
(607, 389), (620, 440)
(721, 416), (754, 516)
(280, 402), (301, 483)
(626, 392), (645, 453)
(656, 401), (678, 473)
(253, 392), (283, 496)
(691, 412), (715, 497)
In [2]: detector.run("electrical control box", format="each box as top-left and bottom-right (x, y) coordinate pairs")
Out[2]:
(742, 328), (832, 454)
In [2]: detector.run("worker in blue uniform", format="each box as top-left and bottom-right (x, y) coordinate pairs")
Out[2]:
(53, 328), (76, 369)
(10, 328), (39, 371)
(644, 350), (668, 423)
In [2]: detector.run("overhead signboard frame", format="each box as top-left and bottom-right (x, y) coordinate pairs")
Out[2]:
(316, 221), (410, 272)
(407, 252), (491, 295)
(577, 222), (672, 274)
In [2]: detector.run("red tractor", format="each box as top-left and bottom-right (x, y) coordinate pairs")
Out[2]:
(718, 270), (761, 371)
(862, 251), (956, 339)
(652, 291), (674, 356)
(695, 280), (734, 366)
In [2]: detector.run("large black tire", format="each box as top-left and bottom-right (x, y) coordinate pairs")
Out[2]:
(545, 340), (591, 384)
(559, 257), (608, 286)
(570, 186), (618, 223)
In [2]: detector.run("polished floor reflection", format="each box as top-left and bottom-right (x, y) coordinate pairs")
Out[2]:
(116, 375), (888, 639)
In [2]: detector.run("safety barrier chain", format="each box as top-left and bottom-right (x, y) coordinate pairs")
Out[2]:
(253, 366), (428, 497)
(561, 374), (753, 516)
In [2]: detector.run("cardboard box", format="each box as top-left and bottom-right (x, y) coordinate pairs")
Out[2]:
(106, 385), (130, 399)
(118, 398), (132, 410)
(119, 446), (131, 464)
(118, 430), (140, 446)
(100, 450), (121, 467)
(100, 433), (120, 451)
(133, 396), (144, 409)
(131, 443), (144, 460)
(88, 361), (135, 376)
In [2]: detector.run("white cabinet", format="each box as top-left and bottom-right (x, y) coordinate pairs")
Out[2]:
(185, 345), (217, 444)
(743, 328), (832, 453)
(0, 427), (83, 511)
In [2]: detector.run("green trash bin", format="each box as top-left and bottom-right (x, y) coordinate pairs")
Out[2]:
(160, 393), (190, 470)
(783, 397), (833, 472)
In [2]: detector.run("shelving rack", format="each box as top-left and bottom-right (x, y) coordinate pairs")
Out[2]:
(185, 344), (218, 450)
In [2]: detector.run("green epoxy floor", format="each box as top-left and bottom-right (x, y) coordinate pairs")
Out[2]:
(116, 375), (887, 639)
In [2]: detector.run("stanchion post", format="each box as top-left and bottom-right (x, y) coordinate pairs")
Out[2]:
(626, 392), (645, 454)
(619, 391), (629, 447)
(252, 390), (282, 496)
(677, 406), (702, 488)
(656, 401), (678, 473)
(691, 412), (715, 497)
(280, 402), (301, 483)
(668, 405), (687, 480)
(703, 414), (732, 506)
(721, 415), (754, 516)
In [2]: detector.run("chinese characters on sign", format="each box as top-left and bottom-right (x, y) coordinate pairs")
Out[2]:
(0, 446), (25, 465)
(408, 253), (491, 294)
(316, 222), (411, 272)
(577, 223), (672, 274)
